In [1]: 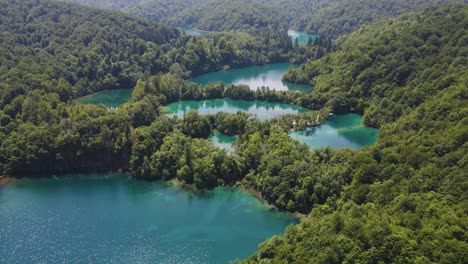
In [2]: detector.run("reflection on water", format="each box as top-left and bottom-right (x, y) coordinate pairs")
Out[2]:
(0, 173), (297, 263)
(165, 98), (310, 120)
(290, 114), (379, 149)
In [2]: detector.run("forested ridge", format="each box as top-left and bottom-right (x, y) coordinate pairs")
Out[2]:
(243, 4), (468, 263)
(64, 0), (203, 22)
(294, 0), (467, 37)
(166, 0), (466, 37)
(0, 0), (298, 103)
(0, 0), (292, 175)
(0, 0), (466, 263)
(66, 0), (466, 37)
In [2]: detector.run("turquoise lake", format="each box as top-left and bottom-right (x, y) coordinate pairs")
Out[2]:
(0, 173), (297, 263)
(209, 131), (238, 152)
(77, 63), (312, 109)
(290, 114), (379, 149)
(190, 63), (313, 92)
(288, 30), (319, 46)
(164, 98), (310, 120)
(78, 89), (132, 108)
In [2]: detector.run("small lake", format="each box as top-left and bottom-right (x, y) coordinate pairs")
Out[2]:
(209, 131), (238, 152)
(179, 27), (208, 36)
(288, 30), (319, 46)
(77, 63), (312, 109)
(164, 98), (310, 121)
(0, 174), (297, 264)
(289, 114), (379, 149)
(190, 63), (313, 92)
(78, 89), (132, 108)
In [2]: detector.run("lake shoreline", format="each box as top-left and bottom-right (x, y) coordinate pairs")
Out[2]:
(189, 63), (314, 92)
(0, 175), (13, 185)
(77, 88), (133, 108)
(164, 98), (311, 121)
(241, 185), (307, 219)
(1, 172), (297, 263)
(290, 113), (379, 149)
(161, 177), (305, 219)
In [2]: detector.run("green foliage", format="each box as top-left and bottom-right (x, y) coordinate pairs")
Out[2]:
(0, 103), (133, 175)
(69, 0), (465, 38)
(143, 130), (242, 188)
(0, 1), (466, 263)
(0, 0), (296, 175)
(0, 0), (179, 104)
(0, 0), (296, 107)
(178, 110), (211, 138)
(213, 112), (249, 135)
(296, 0), (466, 37)
(284, 3), (468, 123)
(130, 118), (175, 178)
(242, 4), (468, 263)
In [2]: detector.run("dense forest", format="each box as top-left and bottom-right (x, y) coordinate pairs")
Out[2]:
(166, 0), (466, 36)
(0, 0), (300, 103)
(243, 4), (468, 263)
(65, 0), (203, 22)
(0, 0), (317, 175)
(293, 0), (467, 37)
(67, 0), (466, 37)
(0, 0), (466, 263)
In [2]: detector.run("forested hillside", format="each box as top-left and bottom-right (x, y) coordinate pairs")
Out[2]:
(243, 4), (468, 263)
(0, 0), (293, 175)
(67, 0), (465, 37)
(0, 0), (179, 100)
(294, 0), (467, 37)
(0, 0), (294, 103)
(166, 0), (465, 35)
(0, 1), (466, 263)
(65, 0), (204, 22)
(62, 0), (141, 10)
(165, 0), (311, 32)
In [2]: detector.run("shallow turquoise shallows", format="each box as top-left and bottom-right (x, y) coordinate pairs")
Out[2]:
(78, 89), (132, 108)
(190, 63), (313, 92)
(289, 114), (379, 149)
(0, 174), (297, 264)
(288, 30), (319, 46)
(209, 131), (238, 152)
(165, 98), (309, 120)
(179, 27), (208, 36)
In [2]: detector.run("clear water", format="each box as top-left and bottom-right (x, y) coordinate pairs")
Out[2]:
(164, 98), (310, 121)
(178, 27), (208, 36)
(209, 131), (238, 152)
(189, 63), (313, 92)
(289, 114), (379, 149)
(288, 30), (319, 46)
(78, 89), (132, 108)
(0, 173), (297, 263)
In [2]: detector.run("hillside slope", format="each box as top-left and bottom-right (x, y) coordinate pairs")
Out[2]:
(0, 0), (292, 175)
(0, 0), (293, 105)
(244, 4), (468, 263)
(67, 0), (466, 37)
(0, 0), (179, 101)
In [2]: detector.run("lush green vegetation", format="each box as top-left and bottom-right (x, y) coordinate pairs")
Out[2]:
(66, 0), (204, 22)
(68, 0), (465, 38)
(0, 0), (294, 175)
(0, 1), (466, 263)
(243, 4), (468, 263)
(295, 0), (466, 37)
(284, 3), (468, 127)
(0, 0), (299, 102)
